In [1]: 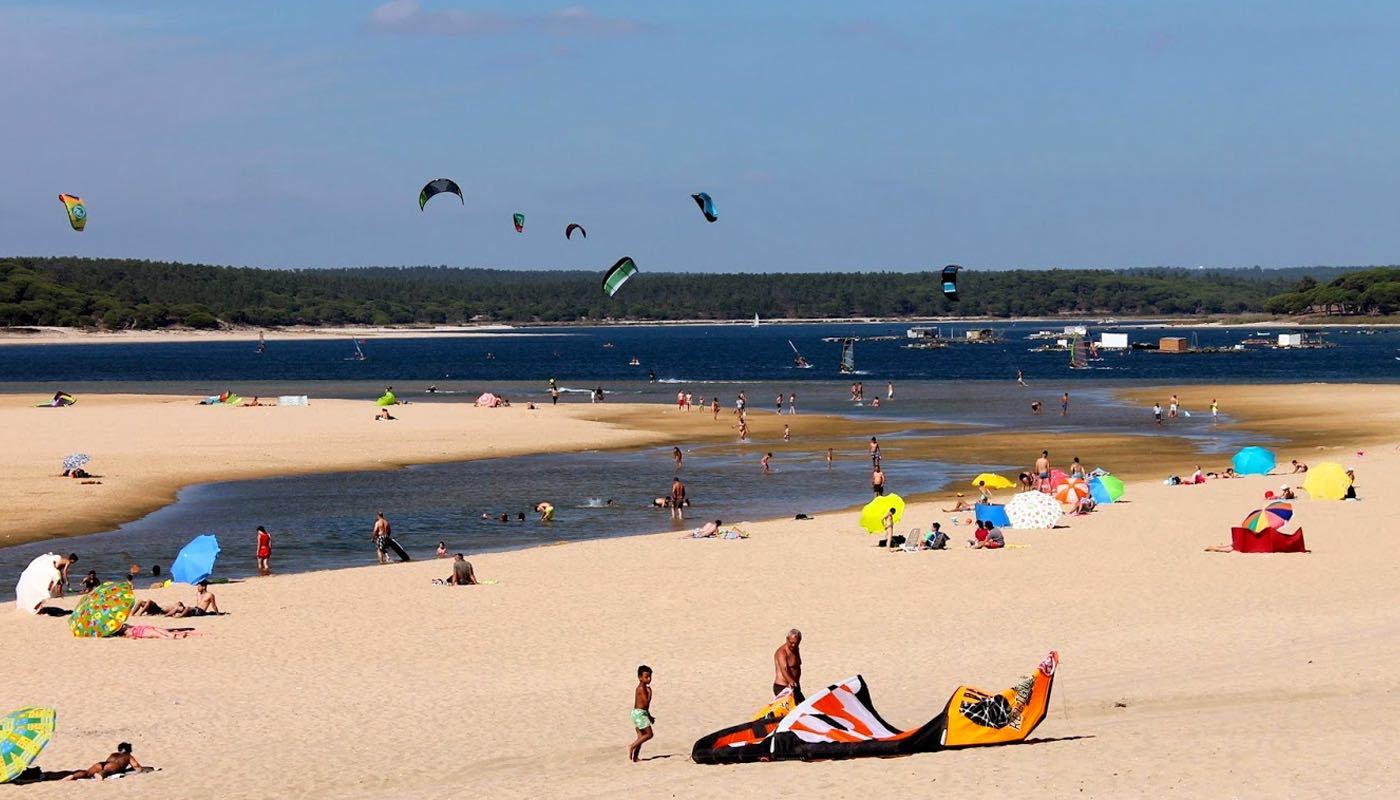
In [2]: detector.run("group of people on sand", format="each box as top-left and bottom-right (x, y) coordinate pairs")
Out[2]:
(630, 628), (805, 762)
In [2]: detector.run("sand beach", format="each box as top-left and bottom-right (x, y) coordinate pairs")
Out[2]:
(2, 383), (1398, 798)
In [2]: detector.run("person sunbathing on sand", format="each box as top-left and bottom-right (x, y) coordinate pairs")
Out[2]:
(375, 407), (396, 421)
(942, 493), (974, 513)
(165, 581), (220, 618)
(61, 742), (149, 781)
(131, 599), (166, 616)
(119, 625), (202, 639)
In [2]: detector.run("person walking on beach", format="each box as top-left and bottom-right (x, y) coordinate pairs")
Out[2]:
(1153, 403), (1163, 425)
(737, 419), (748, 441)
(1035, 451), (1051, 492)
(1016, 369), (1026, 386)
(628, 665), (655, 762)
(869, 437), (881, 467)
(372, 512), (392, 564)
(550, 385), (559, 406)
(1060, 392), (1070, 416)
(787, 392), (797, 415)
(887, 381), (894, 400)
(775, 393), (784, 414)
(712, 397), (720, 420)
(872, 464), (886, 496)
(1169, 394), (1179, 419)
(670, 478), (686, 521)
(673, 447), (683, 473)
(761, 452), (772, 474)
(774, 629), (804, 702)
(1210, 398), (1219, 421)
(783, 424), (791, 442)
(255, 525), (272, 576)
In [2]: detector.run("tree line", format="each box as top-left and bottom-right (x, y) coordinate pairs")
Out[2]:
(0, 256), (1389, 330)
(1261, 268), (1400, 316)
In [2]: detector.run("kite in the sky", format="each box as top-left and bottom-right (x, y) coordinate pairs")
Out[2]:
(603, 257), (638, 297)
(58, 194), (86, 231)
(692, 651), (1058, 764)
(418, 179), (464, 210)
(691, 192), (717, 223)
(942, 265), (961, 301)
(513, 213), (525, 233)
(565, 223), (587, 240)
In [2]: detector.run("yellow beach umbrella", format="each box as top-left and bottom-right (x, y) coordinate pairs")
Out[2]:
(970, 473), (1016, 490)
(1301, 461), (1350, 501)
(860, 494), (906, 534)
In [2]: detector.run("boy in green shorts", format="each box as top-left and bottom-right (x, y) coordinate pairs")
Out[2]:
(628, 665), (655, 762)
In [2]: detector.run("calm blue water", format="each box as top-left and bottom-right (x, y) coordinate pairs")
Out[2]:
(1, 321), (1396, 386)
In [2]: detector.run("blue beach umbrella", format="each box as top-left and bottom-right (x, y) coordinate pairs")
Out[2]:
(170, 534), (220, 585)
(1231, 447), (1276, 476)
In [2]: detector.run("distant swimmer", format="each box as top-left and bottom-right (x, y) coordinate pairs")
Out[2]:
(1031, 401), (1041, 415)
(427, 384), (438, 393)
(535, 501), (555, 522)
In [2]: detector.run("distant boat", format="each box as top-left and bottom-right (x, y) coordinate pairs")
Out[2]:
(256, 331), (266, 354)
(839, 338), (856, 374)
(346, 338), (366, 362)
(1069, 333), (1089, 369)
(752, 313), (760, 327)
(629, 357), (640, 366)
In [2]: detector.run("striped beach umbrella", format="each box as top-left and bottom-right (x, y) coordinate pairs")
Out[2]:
(68, 581), (134, 638)
(1054, 477), (1090, 510)
(0, 707), (55, 784)
(1241, 501), (1293, 533)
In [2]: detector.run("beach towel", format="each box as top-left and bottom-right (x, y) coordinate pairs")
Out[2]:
(277, 395), (310, 406)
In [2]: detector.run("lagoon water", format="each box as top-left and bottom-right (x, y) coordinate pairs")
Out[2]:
(2, 321), (1394, 594)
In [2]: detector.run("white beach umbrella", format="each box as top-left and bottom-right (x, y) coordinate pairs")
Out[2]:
(1005, 491), (1062, 530)
(15, 554), (60, 615)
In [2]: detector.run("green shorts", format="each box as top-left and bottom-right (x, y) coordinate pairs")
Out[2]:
(631, 708), (651, 731)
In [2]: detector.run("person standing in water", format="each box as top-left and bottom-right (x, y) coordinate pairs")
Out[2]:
(872, 465), (886, 496)
(887, 381), (894, 400)
(826, 448), (834, 470)
(255, 525), (272, 576)
(761, 452), (772, 474)
(711, 397), (720, 420)
(628, 665), (655, 762)
(1211, 398), (1219, 421)
(670, 478), (686, 521)
(1017, 369), (1027, 386)
(787, 392), (797, 415)
(372, 512), (392, 564)
(673, 447), (683, 472)
(775, 393), (784, 415)
(1060, 392), (1070, 416)
(783, 425), (791, 442)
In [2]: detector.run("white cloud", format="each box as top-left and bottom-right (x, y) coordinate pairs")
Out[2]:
(367, 1), (650, 37)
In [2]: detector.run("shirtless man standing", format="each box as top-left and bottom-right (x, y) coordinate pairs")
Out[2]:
(871, 465), (886, 496)
(773, 629), (804, 702)
(1035, 450), (1052, 492)
(372, 512), (392, 564)
(670, 478), (686, 521)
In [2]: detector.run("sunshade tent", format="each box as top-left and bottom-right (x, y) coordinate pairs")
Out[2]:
(0, 707), (56, 784)
(860, 494), (905, 534)
(170, 534), (220, 585)
(970, 473), (1015, 490)
(1301, 461), (1350, 501)
(1005, 491), (1061, 529)
(69, 581), (135, 638)
(974, 503), (1011, 528)
(14, 554), (60, 615)
(1232, 447), (1276, 476)
(1089, 475), (1125, 504)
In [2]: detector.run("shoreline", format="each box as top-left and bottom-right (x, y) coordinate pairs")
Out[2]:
(8, 383), (1396, 554)
(2, 316), (1396, 345)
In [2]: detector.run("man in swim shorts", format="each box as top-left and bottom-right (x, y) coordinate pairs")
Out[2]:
(774, 629), (804, 703)
(372, 511), (392, 564)
(628, 665), (655, 762)
(1035, 450), (1051, 492)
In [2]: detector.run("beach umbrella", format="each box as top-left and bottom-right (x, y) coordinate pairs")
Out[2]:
(1241, 501), (1293, 533)
(0, 707), (56, 784)
(14, 554), (60, 615)
(61, 453), (90, 472)
(1231, 447), (1276, 476)
(170, 534), (220, 585)
(1088, 475), (1125, 504)
(970, 473), (1015, 490)
(1048, 469), (1069, 489)
(1005, 491), (1062, 529)
(860, 494), (906, 534)
(68, 581), (135, 638)
(1301, 461), (1350, 501)
(1053, 477), (1090, 510)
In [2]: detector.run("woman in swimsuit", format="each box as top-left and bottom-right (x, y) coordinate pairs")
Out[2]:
(62, 742), (145, 780)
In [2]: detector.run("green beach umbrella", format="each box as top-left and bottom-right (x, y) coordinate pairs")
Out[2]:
(1097, 475), (1125, 502)
(68, 581), (135, 638)
(0, 707), (55, 783)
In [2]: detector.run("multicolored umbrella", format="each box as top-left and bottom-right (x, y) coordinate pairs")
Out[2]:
(170, 534), (220, 585)
(1241, 501), (1293, 533)
(1089, 475), (1125, 504)
(970, 473), (1015, 490)
(1232, 446), (1276, 476)
(61, 453), (90, 472)
(0, 707), (55, 784)
(860, 494), (906, 534)
(1005, 490), (1062, 529)
(68, 581), (134, 638)
(1053, 477), (1091, 510)
(1301, 461), (1350, 501)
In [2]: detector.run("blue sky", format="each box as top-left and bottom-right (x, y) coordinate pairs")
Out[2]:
(2, 1), (1397, 272)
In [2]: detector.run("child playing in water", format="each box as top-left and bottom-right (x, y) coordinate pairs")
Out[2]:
(628, 665), (655, 762)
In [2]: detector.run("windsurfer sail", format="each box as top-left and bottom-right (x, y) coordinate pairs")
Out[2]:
(752, 313), (760, 327)
(839, 338), (856, 374)
(256, 332), (266, 354)
(789, 340), (811, 369)
(1069, 334), (1088, 369)
(348, 338), (367, 362)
